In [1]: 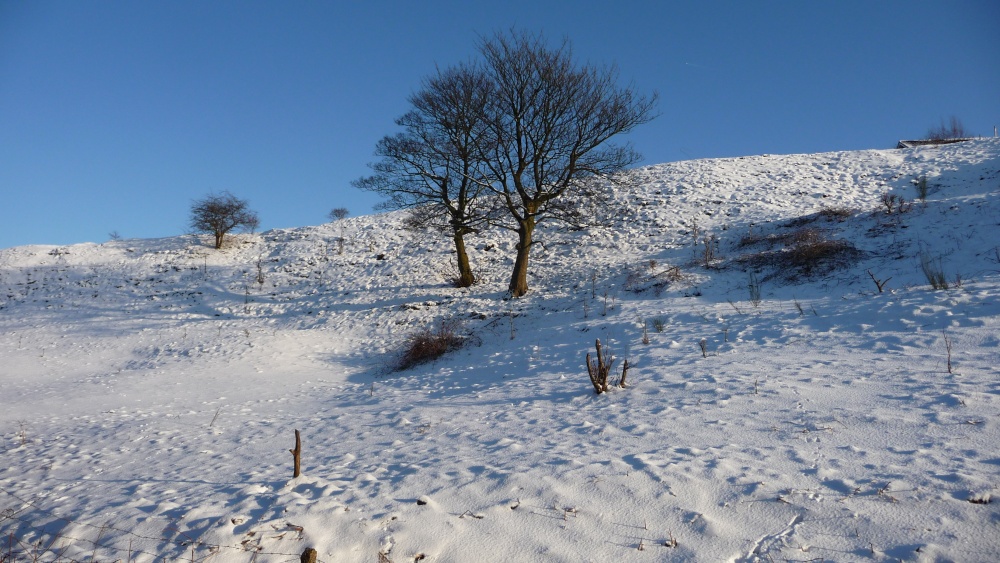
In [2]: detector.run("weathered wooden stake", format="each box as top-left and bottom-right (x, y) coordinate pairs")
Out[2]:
(290, 429), (301, 478)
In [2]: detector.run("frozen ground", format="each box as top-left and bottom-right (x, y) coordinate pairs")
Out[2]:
(2, 139), (999, 562)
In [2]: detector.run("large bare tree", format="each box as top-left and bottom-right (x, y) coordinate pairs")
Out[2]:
(354, 64), (493, 287)
(477, 31), (657, 296)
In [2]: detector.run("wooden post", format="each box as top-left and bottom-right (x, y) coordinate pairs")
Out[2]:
(290, 429), (301, 478)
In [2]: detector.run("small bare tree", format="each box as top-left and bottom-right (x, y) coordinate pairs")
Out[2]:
(329, 207), (349, 254)
(189, 192), (259, 249)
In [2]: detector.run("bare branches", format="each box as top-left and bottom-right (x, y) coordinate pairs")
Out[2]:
(189, 192), (259, 249)
(926, 116), (971, 141)
(354, 64), (493, 287)
(477, 30), (658, 296)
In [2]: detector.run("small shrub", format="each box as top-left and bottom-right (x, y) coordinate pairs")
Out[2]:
(651, 318), (666, 333)
(866, 269), (890, 293)
(880, 192), (911, 215)
(942, 331), (953, 374)
(397, 320), (464, 370)
(701, 234), (720, 267)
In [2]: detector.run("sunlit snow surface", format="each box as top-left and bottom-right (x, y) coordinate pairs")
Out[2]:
(2, 140), (999, 561)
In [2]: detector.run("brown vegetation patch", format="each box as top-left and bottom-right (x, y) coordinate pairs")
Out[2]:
(737, 227), (864, 280)
(398, 320), (464, 370)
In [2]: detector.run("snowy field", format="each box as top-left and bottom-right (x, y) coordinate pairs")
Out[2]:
(2, 140), (999, 562)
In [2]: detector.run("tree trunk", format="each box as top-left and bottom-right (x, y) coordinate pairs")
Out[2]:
(214, 231), (224, 249)
(508, 218), (534, 297)
(453, 231), (475, 288)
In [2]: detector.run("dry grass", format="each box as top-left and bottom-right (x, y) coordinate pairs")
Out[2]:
(783, 206), (856, 229)
(920, 254), (949, 290)
(737, 226), (863, 280)
(624, 262), (688, 295)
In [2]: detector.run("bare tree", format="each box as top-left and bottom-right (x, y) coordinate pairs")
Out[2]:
(189, 191), (260, 249)
(328, 207), (349, 254)
(926, 116), (971, 141)
(354, 63), (493, 287)
(477, 31), (657, 296)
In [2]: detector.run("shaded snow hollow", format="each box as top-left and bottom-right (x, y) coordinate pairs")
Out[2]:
(2, 140), (999, 562)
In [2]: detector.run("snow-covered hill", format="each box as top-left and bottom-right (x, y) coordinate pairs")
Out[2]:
(2, 139), (999, 562)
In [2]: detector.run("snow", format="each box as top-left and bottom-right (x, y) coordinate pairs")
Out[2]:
(2, 139), (999, 562)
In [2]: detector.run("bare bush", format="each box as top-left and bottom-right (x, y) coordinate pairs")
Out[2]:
(926, 116), (971, 141)
(586, 339), (613, 394)
(866, 269), (890, 293)
(880, 192), (911, 215)
(397, 320), (464, 370)
(585, 339), (629, 394)
(700, 234), (720, 267)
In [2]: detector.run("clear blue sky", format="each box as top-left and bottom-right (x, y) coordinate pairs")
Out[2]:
(2, 1), (997, 249)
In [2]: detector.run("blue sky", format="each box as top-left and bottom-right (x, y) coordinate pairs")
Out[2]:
(2, 1), (997, 249)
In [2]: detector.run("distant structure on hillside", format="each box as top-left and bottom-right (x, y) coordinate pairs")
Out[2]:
(896, 138), (974, 149)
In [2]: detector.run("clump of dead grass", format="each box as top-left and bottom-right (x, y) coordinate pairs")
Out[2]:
(397, 320), (464, 370)
(737, 226), (863, 280)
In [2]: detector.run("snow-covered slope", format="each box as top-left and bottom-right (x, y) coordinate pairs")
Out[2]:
(2, 140), (999, 562)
